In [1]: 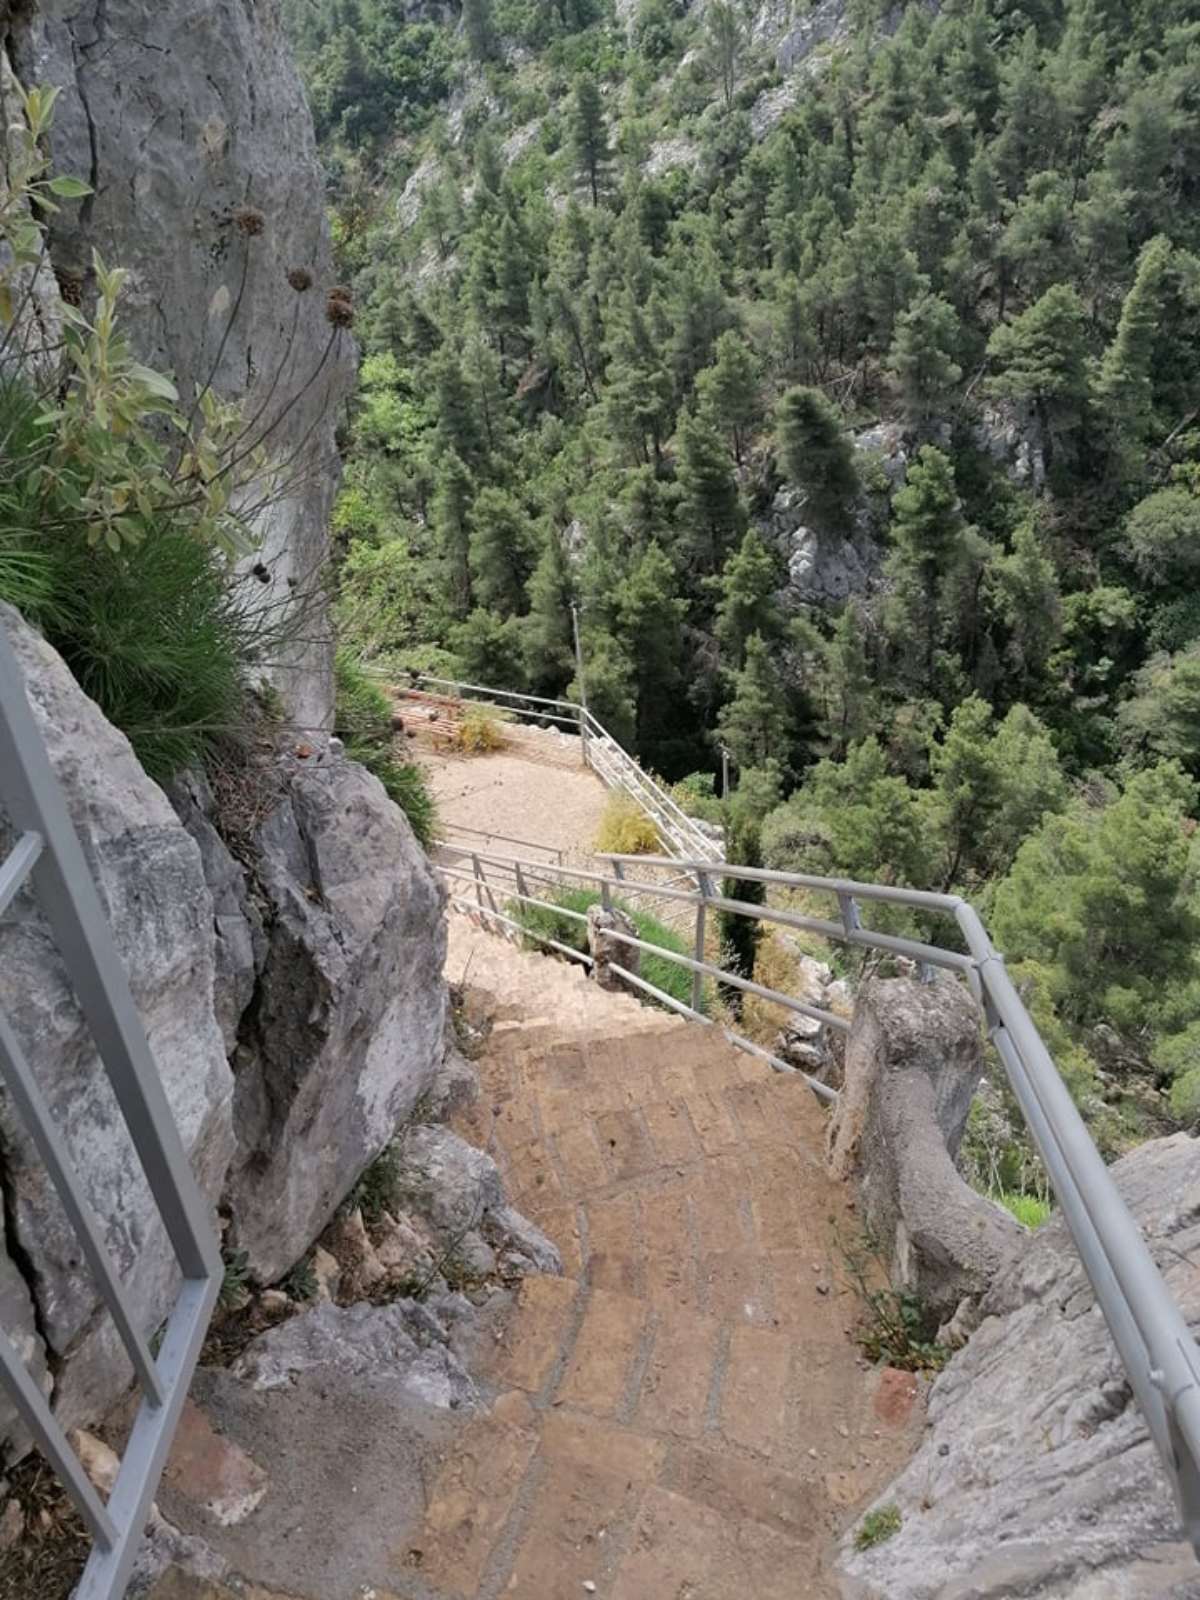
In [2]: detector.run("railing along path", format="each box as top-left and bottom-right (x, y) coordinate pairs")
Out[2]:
(437, 829), (1200, 1554)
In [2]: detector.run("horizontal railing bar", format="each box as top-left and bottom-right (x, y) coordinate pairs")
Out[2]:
(438, 823), (563, 861)
(0, 829), (42, 918)
(709, 894), (976, 973)
(393, 674), (583, 715)
(439, 868), (592, 928)
(0, 1322), (117, 1550)
(607, 963), (711, 1021)
(0, 1010), (166, 1406)
(597, 926), (850, 1031)
(598, 853), (966, 913)
(721, 1028), (839, 1104)
(447, 896), (594, 967)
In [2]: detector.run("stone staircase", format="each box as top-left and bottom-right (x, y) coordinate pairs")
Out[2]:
(421, 920), (921, 1598)
(144, 922), (920, 1600)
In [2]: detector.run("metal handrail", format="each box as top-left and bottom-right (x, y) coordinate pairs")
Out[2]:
(387, 671), (721, 863)
(440, 834), (1200, 1550)
(0, 621), (222, 1599)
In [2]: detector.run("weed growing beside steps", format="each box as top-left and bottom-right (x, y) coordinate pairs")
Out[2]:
(508, 886), (705, 1013)
(855, 1504), (902, 1551)
(838, 1232), (949, 1375)
(593, 790), (661, 854)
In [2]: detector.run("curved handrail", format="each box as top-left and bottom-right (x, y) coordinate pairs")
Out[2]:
(439, 829), (1200, 1554)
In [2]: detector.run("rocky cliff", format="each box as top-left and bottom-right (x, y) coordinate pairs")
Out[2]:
(3, 0), (355, 726)
(838, 1132), (1200, 1600)
(0, 603), (449, 1461)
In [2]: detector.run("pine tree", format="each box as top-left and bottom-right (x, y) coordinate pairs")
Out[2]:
(885, 445), (970, 694)
(523, 531), (575, 692)
(704, 0), (743, 110)
(775, 386), (860, 534)
(451, 608), (528, 688)
(432, 451), (475, 620)
(462, 0), (496, 61)
(676, 411), (746, 579)
(1094, 235), (1172, 472)
(717, 805), (764, 1019)
(715, 530), (782, 666)
(616, 543), (688, 760)
(603, 293), (675, 464)
(696, 329), (761, 463)
(571, 629), (637, 749)
(433, 352), (485, 469)
(819, 604), (877, 759)
(994, 518), (1062, 693)
(717, 633), (793, 771)
(668, 246), (733, 399)
(569, 75), (612, 207)
(468, 487), (535, 614)
(888, 292), (963, 431)
(987, 283), (1088, 470)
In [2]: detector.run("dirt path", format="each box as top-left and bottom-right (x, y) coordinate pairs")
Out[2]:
(421, 747), (611, 866)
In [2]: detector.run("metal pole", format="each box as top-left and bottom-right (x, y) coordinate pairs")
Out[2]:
(571, 602), (589, 768)
(721, 747), (730, 801)
(692, 871), (710, 1014)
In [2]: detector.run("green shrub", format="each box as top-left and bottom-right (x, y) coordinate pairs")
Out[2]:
(508, 887), (703, 1014)
(997, 1191), (1052, 1229)
(855, 1505), (902, 1551)
(335, 652), (438, 847)
(594, 792), (661, 854)
(452, 701), (511, 753)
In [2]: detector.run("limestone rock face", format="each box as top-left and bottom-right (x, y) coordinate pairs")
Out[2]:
(0, 604), (235, 1443)
(4, 0), (355, 724)
(829, 974), (1022, 1318)
(838, 1133), (1200, 1600)
(226, 756), (449, 1282)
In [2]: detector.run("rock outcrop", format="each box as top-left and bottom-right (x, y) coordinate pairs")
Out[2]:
(0, 604), (235, 1445)
(4, 0), (355, 725)
(829, 974), (1022, 1319)
(838, 1133), (1200, 1600)
(221, 750), (449, 1283)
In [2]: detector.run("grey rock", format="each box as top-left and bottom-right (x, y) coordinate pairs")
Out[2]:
(6, 0), (355, 725)
(828, 975), (1021, 1318)
(227, 757), (449, 1282)
(972, 401), (1048, 492)
(0, 605), (234, 1447)
(587, 902), (641, 993)
(838, 1134), (1200, 1600)
(759, 485), (880, 607)
(169, 772), (264, 1057)
(233, 1298), (476, 1412)
(398, 1125), (562, 1276)
(422, 1042), (481, 1123)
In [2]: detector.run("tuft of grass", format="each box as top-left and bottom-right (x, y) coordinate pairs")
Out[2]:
(594, 791), (661, 855)
(508, 886), (703, 1014)
(451, 701), (510, 753)
(855, 1504), (902, 1551)
(219, 1247), (251, 1309)
(347, 1140), (408, 1224)
(335, 651), (438, 847)
(283, 1255), (319, 1302)
(839, 1231), (948, 1374)
(997, 1190), (1052, 1229)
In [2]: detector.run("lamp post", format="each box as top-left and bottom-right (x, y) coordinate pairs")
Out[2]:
(571, 601), (590, 767)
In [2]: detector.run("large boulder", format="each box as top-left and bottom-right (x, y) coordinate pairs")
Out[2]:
(838, 1133), (1200, 1600)
(226, 753), (449, 1281)
(0, 605), (235, 1445)
(828, 974), (1022, 1319)
(4, 0), (355, 725)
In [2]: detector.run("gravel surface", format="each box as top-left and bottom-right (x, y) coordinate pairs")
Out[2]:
(422, 748), (610, 865)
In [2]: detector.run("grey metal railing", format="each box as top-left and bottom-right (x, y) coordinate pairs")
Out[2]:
(386, 671), (722, 863)
(0, 623), (222, 1600)
(439, 832), (1200, 1551)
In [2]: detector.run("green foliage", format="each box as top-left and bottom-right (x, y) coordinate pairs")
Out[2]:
(508, 887), (702, 1012)
(855, 1506), (903, 1551)
(718, 808), (764, 1019)
(219, 1249), (252, 1308)
(348, 1141), (407, 1224)
(594, 791), (661, 854)
(998, 1191), (1052, 1229)
(334, 653), (439, 847)
(775, 386), (860, 533)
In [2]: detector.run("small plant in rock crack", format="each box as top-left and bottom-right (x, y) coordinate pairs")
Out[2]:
(855, 1504), (902, 1550)
(283, 1255), (319, 1302)
(838, 1231), (948, 1374)
(218, 1247), (252, 1309)
(346, 1140), (412, 1224)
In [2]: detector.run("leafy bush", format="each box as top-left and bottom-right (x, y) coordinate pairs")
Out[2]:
(508, 886), (703, 1013)
(672, 770), (724, 823)
(594, 791), (661, 854)
(452, 701), (511, 753)
(334, 652), (438, 847)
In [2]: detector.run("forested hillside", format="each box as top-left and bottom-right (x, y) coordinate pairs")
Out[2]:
(283, 0), (1200, 1145)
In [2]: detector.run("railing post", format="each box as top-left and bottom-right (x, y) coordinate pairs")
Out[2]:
(472, 852), (485, 921)
(837, 892), (862, 938)
(692, 870), (711, 1014)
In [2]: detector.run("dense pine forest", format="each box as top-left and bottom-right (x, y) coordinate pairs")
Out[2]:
(283, 0), (1200, 1147)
